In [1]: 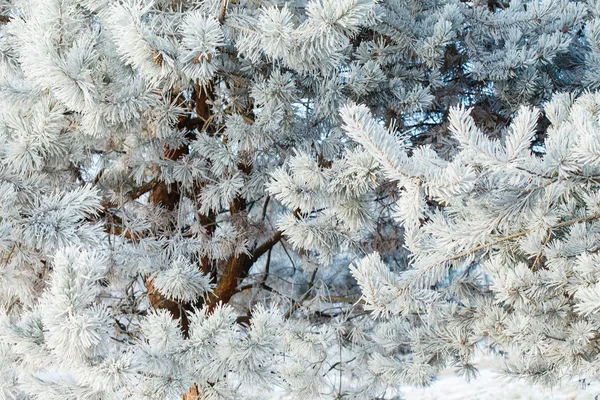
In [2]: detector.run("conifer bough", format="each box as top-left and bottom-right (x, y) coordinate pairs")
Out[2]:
(0, 0), (600, 398)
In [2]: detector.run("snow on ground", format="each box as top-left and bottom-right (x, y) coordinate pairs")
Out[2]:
(268, 354), (600, 399)
(402, 358), (600, 400)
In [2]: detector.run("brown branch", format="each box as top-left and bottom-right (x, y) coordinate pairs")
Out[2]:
(237, 246), (273, 293)
(253, 231), (282, 260)
(129, 179), (160, 201)
(145, 278), (192, 334)
(531, 230), (553, 272)
(206, 231), (282, 311)
(218, 0), (229, 23)
(104, 223), (140, 242)
(183, 384), (200, 400)
(177, 117), (204, 131)
(147, 87), (214, 342)
(100, 179), (160, 213)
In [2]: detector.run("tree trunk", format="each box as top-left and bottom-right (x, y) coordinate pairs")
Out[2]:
(144, 85), (282, 399)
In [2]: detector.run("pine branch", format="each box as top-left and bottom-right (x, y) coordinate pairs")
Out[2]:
(412, 212), (600, 287)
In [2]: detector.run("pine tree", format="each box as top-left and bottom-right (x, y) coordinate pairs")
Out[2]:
(0, 0), (599, 399)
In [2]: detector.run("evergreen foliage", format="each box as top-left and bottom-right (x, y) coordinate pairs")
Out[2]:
(1, 0), (600, 398)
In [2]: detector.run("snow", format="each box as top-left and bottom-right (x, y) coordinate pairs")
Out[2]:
(266, 355), (600, 399)
(402, 358), (600, 400)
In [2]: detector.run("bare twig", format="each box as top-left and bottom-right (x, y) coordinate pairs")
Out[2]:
(285, 268), (319, 319)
